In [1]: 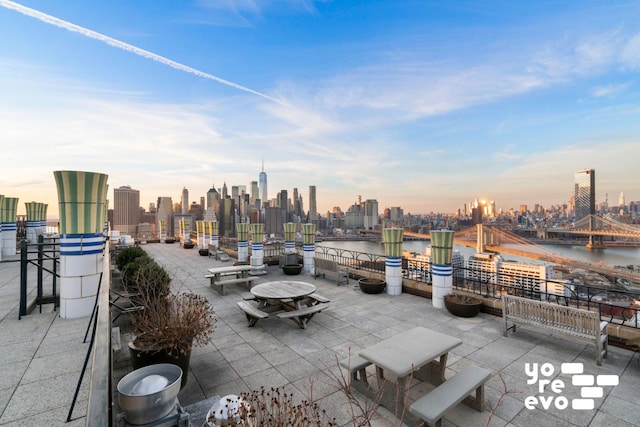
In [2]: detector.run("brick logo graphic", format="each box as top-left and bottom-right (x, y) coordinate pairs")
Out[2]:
(524, 362), (619, 410)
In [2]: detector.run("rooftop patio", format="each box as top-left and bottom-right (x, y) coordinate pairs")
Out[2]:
(1, 242), (639, 426)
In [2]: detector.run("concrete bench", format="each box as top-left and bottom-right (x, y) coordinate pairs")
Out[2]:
(502, 294), (609, 365)
(313, 258), (349, 286)
(277, 303), (328, 329)
(207, 276), (254, 295)
(236, 301), (269, 327)
(409, 365), (491, 427)
(340, 354), (371, 386)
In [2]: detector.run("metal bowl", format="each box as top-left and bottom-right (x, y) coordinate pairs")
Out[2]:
(117, 363), (182, 425)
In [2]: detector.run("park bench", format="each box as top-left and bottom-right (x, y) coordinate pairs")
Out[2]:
(409, 365), (491, 427)
(502, 294), (609, 365)
(313, 257), (349, 286)
(236, 301), (269, 327)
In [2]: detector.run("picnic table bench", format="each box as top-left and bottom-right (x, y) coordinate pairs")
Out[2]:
(409, 365), (491, 427)
(502, 294), (609, 365)
(237, 301), (269, 327)
(276, 303), (327, 329)
(205, 265), (265, 295)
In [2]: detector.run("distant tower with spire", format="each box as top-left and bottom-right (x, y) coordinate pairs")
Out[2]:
(258, 161), (268, 207)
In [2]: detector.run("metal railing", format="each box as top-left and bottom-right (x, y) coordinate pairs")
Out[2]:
(18, 236), (59, 319)
(85, 241), (112, 426)
(315, 245), (386, 274)
(402, 258), (639, 329)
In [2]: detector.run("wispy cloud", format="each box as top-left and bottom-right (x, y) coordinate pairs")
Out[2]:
(0, 0), (285, 105)
(591, 82), (630, 98)
(620, 32), (640, 69)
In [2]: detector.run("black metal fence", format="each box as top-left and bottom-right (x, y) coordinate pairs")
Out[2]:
(315, 245), (386, 274)
(402, 256), (639, 329)
(18, 235), (60, 319)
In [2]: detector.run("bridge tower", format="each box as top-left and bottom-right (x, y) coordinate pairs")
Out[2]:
(476, 224), (485, 253)
(586, 215), (606, 249)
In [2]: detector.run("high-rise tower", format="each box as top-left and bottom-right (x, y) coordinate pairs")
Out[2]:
(206, 184), (219, 210)
(308, 185), (317, 220)
(181, 187), (189, 215)
(574, 169), (595, 220)
(259, 161), (268, 207)
(250, 181), (259, 205)
(113, 185), (140, 236)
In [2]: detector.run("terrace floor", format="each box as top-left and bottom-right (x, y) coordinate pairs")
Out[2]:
(1, 242), (639, 426)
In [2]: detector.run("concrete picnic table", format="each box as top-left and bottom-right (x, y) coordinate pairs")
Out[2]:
(356, 326), (462, 425)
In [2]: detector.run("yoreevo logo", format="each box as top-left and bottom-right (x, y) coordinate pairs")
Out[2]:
(524, 362), (619, 411)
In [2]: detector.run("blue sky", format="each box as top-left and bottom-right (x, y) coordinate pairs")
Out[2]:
(1, 0), (639, 218)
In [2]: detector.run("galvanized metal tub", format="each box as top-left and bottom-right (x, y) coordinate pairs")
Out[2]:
(117, 363), (182, 425)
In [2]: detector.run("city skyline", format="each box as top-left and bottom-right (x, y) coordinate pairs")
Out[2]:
(1, 1), (640, 217)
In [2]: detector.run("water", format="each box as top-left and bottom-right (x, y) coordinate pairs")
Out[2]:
(318, 240), (640, 267)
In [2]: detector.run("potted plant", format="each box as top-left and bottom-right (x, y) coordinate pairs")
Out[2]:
(128, 265), (216, 388)
(443, 293), (483, 317)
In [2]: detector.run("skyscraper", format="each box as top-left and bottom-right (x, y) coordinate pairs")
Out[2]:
(250, 181), (259, 205)
(574, 169), (595, 220)
(259, 162), (268, 207)
(113, 185), (140, 236)
(206, 184), (219, 210)
(156, 196), (174, 237)
(363, 199), (379, 230)
(181, 187), (189, 215)
(279, 189), (288, 223)
(308, 185), (317, 221)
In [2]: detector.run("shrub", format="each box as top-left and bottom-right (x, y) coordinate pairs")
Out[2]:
(211, 386), (335, 426)
(116, 246), (147, 271)
(124, 257), (171, 302)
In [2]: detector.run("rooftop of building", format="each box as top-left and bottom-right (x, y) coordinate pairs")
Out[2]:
(1, 243), (639, 426)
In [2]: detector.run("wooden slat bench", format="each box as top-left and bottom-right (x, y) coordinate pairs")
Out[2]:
(277, 303), (328, 329)
(313, 258), (349, 286)
(241, 292), (257, 301)
(237, 301), (269, 327)
(502, 294), (609, 365)
(409, 365), (491, 427)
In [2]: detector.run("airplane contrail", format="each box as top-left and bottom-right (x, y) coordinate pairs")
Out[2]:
(0, 0), (285, 105)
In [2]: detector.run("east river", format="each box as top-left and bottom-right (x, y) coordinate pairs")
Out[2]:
(318, 240), (640, 268)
